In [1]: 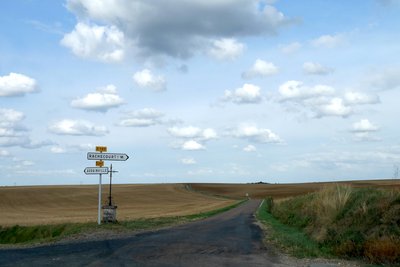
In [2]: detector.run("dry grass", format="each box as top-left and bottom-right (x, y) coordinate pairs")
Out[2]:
(0, 184), (235, 226)
(364, 238), (400, 264)
(190, 179), (400, 199)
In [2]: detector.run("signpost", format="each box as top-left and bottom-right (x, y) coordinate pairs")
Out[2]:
(84, 146), (129, 225)
(84, 167), (109, 175)
(87, 152), (129, 161)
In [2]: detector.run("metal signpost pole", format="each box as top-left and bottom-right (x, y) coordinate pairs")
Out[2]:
(85, 146), (129, 224)
(98, 173), (102, 225)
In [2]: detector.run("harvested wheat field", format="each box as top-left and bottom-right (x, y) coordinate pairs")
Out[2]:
(0, 184), (235, 226)
(190, 179), (400, 199)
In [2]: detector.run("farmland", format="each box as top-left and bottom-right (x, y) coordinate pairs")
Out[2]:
(0, 184), (235, 226)
(190, 179), (400, 199)
(1, 179), (399, 227)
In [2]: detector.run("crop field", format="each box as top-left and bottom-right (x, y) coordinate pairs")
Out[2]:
(0, 184), (235, 226)
(1, 180), (399, 227)
(190, 179), (400, 199)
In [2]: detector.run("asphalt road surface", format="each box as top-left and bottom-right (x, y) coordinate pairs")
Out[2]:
(0, 200), (281, 267)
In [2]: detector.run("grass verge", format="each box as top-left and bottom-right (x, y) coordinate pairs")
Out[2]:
(0, 200), (246, 245)
(256, 198), (332, 258)
(258, 185), (400, 265)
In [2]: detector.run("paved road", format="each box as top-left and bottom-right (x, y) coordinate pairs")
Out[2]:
(0, 200), (280, 267)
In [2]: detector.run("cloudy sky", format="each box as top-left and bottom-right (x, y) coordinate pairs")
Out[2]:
(1, 0), (400, 186)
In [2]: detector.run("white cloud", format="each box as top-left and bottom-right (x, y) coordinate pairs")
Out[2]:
(209, 38), (245, 60)
(351, 119), (379, 132)
(48, 119), (108, 136)
(344, 92), (380, 105)
(0, 109), (53, 148)
(65, 0), (292, 60)
(0, 73), (38, 97)
(118, 108), (164, 127)
(280, 42), (301, 54)
(61, 22), (125, 63)
(242, 59), (278, 79)
(0, 149), (11, 157)
(181, 158), (196, 165)
(181, 140), (205, 151)
(133, 69), (166, 92)
(352, 132), (381, 142)
(366, 68), (400, 90)
(167, 126), (217, 141)
(311, 34), (343, 48)
(231, 124), (283, 144)
(279, 80), (335, 101)
(303, 62), (333, 75)
(0, 108), (26, 144)
(50, 146), (66, 154)
(71, 84), (124, 112)
(243, 144), (257, 152)
(316, 97), (352, 118)
(223, 83), (262, 104)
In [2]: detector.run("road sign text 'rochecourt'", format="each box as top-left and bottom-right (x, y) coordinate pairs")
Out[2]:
(87, 152), (129, 161)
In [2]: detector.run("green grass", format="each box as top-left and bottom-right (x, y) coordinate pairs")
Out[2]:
(256, 198), (332, 258)
(258, 186), (400, 265)
(0, 200), (246, 245)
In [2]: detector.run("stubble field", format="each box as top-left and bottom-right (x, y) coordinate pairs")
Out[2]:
(1, 179), (399, 226)
(0, 184), (235, 226)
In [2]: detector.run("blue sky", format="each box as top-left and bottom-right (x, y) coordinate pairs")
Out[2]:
(1, 0), (400, 186)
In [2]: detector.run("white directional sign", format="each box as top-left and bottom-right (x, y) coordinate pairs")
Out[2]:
(84, 167), (109, 175)
(87, 152), (129, 161)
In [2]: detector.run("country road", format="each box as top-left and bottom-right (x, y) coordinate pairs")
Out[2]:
(0, 200), (284, 267)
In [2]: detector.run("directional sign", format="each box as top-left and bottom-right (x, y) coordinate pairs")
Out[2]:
(96, 146), (107, 152)
(84, 167), (109, 175)
(96, 160), (104, 167)
(87, 152), (129, 161)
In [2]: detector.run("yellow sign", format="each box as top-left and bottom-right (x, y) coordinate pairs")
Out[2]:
(96, 146), (107, 152)
(96, 160), (104, 167)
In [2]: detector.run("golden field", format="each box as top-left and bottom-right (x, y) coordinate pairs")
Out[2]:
(190, 179), (400, 199)
(1, 180), (399, 226)
(0, 184), (235, 226)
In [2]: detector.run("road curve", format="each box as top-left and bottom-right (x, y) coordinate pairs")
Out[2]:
(0, 200), (280, 267)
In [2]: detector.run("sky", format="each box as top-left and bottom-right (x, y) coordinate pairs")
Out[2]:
(1, 0), (400, 186)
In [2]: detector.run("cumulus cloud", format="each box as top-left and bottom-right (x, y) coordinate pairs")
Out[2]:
(0, 108), (52, 148)
(0, 149), (11, 157)
(243, 144), (257, 152)
(351, 119), (379, 132)
(0, 73), (38, 97)
(208, 38), (245, 60)
(71, 84), (124, 112)
(278, 81), (335, 101)
(167, 126), (217, 141)
(181, 157), (196, 165)
(223, 83), (262, 104)
(168, 126), (217, 151)
(231, 124), (283, 144)
(50, 146), (67, 154)
(315, 97), (352, 118)
(65, 0), (292, 60)
(303, 62), (333, 75)
(344, 92), (380, 105)
(118, 108), (164, 127)
(48, 119), (108, 136)
(133, 69), (166, 92)
(242, 59), (278, 79)
(181, 140), (205, 151)
(311, 34), (343, 48)
(61, 22), (125, 62)
(366, 68), (400, 90)
(276, 81), (380, 118)
(280, 42), (301, 54)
